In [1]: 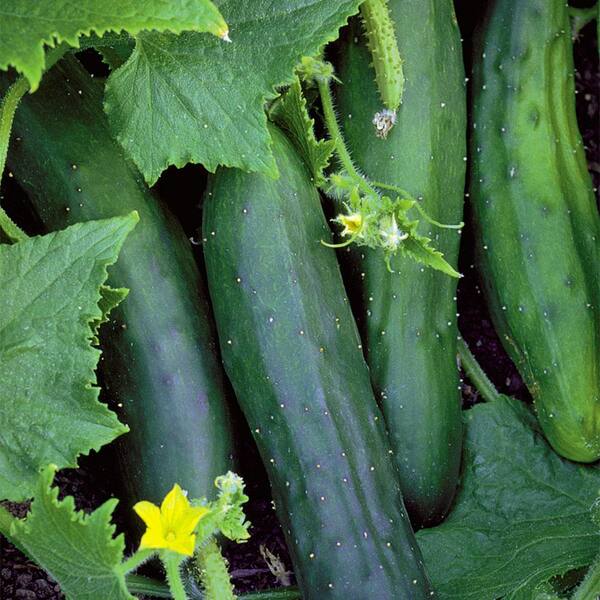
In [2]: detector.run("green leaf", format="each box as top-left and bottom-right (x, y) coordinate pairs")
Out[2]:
(417, 396), (600, 600)
(400, 234), (460, 278)
(270, 77), (334, 187)
(0, 214), (137, 501)
(0, 0), (228, 90)
(8, 465), (133, 600)
(78, 32), (135, 71)
(104, 0), (362, 185)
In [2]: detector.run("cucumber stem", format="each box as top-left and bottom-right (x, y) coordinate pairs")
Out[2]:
(457, 337), (500, 403)
(118, 548), (155, 575)
(163, 553), (188, 600)
(572, 551), (600, 600)
(126, 572), (302, 600)
(126, 574), (173, 598)
(0, 76), (30, 243)
(317, 79), (368, 192)
(318, 78), (389, 202)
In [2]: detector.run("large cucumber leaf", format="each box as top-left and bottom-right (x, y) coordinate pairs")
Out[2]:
(417, 396), (600, 599)
(0, 0), (227, 90)
(4, 465), (133, 600)
(104, 0), (361, 185)
(0, 214), (137, 501)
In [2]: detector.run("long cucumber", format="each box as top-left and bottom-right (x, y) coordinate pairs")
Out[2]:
(334, 0), (466, 525)
(203, 124), (432, 599)
(471, 0), (600, 461)
(6, 56), (234, 503)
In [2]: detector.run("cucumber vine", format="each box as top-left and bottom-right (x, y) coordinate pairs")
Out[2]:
(298, 57), (462, 277)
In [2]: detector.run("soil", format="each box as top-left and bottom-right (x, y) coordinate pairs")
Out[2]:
(1, 4), (598, 599)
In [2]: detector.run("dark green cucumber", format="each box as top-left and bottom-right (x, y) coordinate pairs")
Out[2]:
(6, 56), (234, 503)
(334, 0), (465, 525)
(471, 0), (600, 461)
(203, 125), (432, 599)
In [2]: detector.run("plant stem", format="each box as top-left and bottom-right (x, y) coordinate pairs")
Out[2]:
(0, 76), (29, 243)
(457, 337), (500, 403)
(371, 178), (413, 198)
(126, 574), (172, 598)
(317, 78), (373, 197)
(0, 77), (29, 178)
(163, 553), (188, 600)
(119, 548), (155, 574)
(195, 537), (235, 600)
(572, 552), (600, 600)
(126, 571), (302, 600)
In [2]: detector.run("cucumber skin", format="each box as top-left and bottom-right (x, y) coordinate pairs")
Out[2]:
(335, 0), (465, 525)
(471, 0), (600, 461)
(203, 125), (432, 599)
(7, 57), (234, 503)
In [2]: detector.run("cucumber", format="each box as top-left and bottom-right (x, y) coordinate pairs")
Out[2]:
(6, 56), (234, 503)
(471, 0), (600, 461)
(202, 124), (432, 599)
(334, 0), (465, 525)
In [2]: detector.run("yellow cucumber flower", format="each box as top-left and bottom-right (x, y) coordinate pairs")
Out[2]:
(338, 212), (363, 237)
(134, 484), (209, 556)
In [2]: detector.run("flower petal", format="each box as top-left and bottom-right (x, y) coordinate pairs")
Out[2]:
(160, 484), (190, 528)
(139, 527), (167, 550)
(133, 501), (161, 529)
(169, 533), (197, 557)
(177, 505), (210, 535)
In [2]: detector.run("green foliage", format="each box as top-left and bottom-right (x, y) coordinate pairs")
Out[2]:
(104, 0), (362, 184)
(0, 0), (228, 90)
(0, 214), (137, 501)
(326, 173), (461, 277)
(6, 466), (133, 600)
(270, 77), (334, 186)
(194, 471), (251, 544)
(417, 396), (600, 599)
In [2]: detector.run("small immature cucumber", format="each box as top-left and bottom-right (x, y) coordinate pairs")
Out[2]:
(335, 0), (466, 525)
(203, 124), (433, 599)
(471, 0), (600, 461)
(360, 0), (404, 136)
(7, 56), (234, 503)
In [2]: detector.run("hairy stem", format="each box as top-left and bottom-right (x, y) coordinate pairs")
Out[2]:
(457, 337), (500, 403)
(118, 548), (155, 575)
(371, 179), (463, 229)
(195, 537), (235, 600)
(163, 553), (188, 600)
(317, 78), (373, 196)
(0, 77), (29, 242)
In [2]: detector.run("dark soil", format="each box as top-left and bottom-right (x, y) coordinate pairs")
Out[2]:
(1, 5), (598, 599)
